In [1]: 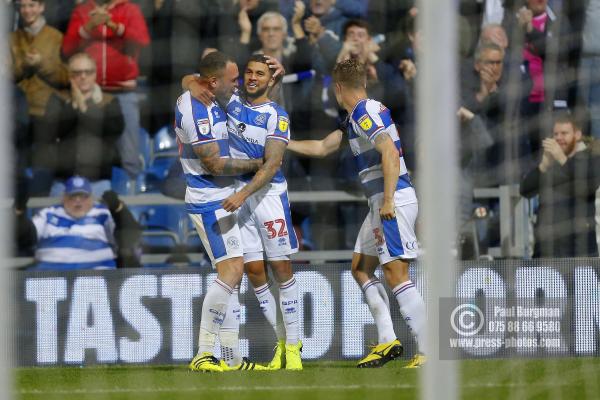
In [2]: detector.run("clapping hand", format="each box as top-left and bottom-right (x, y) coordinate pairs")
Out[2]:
(24, 48), (41, 67)
(542, 138), (567, 166)
(304, 16), (324, 42)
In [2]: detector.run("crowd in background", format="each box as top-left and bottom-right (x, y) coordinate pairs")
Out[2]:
(7, 0), (600, 267)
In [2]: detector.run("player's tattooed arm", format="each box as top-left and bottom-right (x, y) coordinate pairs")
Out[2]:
(193, 142), (262, 176)
(287, 129), (343, 158)
(374, 132), (400, 220)
(222, 140), (287, 212)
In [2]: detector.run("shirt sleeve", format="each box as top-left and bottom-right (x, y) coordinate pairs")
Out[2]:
(187, 97), (217, 146)
(266, 107), (290, 144)
(354, 100), (386, 143)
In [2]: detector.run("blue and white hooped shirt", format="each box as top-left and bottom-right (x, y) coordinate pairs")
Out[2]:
(347, 98), (417, 205)
(32, 204), (116, 269)
(174, 91), (235, 213)
(226, 93), (290, 196)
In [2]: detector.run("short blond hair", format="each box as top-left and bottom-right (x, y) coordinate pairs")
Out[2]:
(332, 58), (366, 89)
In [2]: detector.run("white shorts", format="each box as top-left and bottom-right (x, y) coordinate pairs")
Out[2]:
(189, 207), (243, 267)
(238, 191), (299, 261)
(354, 196), (419, 264)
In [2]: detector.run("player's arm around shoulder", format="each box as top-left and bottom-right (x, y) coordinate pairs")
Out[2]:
(288, 129), (344, 158)
(193, 142), (262, 176)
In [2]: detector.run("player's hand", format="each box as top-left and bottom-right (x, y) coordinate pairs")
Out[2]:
(222, 191), (248, 212)
(379, 200), (395, 220)
(292, 0), (305, 25)
(264, 55), (285, 82)
(189, 77), (215, 106)
(542, 138), (567, 165)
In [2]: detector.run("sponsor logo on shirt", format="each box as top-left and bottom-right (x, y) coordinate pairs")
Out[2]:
(358, 114), (373, 131)
(278, 116), (289, 132)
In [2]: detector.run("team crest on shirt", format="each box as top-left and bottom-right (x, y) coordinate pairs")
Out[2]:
(196, 118), (210, 135)
(254, 113), (267, 125)
(232, 106), (241, 116)
(227, 237), (240, 249)
(278, 116), (289, 132)
(358, 115), (373, 131)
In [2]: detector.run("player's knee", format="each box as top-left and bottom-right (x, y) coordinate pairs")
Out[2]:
(246, 268), (268, 287)
(351, 267), (369, 283)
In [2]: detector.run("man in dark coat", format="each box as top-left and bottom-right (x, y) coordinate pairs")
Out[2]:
(520, 113), (600, 257)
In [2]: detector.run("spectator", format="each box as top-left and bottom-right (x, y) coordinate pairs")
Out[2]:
(506, 0), (575, 163)
(62, 0), (150, 179)
(520, 113), (600, 257)
(10, 0), (69, 119)
(235, 6), (313, 109)
(576, 0), (600, 139)
(32, 53), (124, 196)
(304, 0), (347, 39)
(215, 0), (279, 55)
(15, 176), (142, 269)
(461, 43), (516, 186)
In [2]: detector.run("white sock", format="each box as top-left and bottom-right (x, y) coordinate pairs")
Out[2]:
(374, 279), (390, 310)
(254, 281), (286, 341)
(198, 278), (233, 355)
(393, 280), (427, 354)
(362, 278), (396, 343)
(279, 276), (300, 345)
(220, 286), (242, 366)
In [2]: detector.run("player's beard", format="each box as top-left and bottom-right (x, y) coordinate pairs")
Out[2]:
(561, 138), (576, 156)
(244, 84), (269, 100)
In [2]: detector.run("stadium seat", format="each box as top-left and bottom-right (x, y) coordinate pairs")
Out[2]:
(139, 127), (152, 171)
(137, 126), (179, 193)
(151, 125), (178, 159)
(129, 205), (186, 253)
(182, 216), (205, 251)
(111, 166), (132, 195)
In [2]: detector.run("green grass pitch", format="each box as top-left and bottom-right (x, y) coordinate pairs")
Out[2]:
(15, 357), (600, 400)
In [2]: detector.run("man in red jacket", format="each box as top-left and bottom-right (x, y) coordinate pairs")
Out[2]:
(63, 0), (150, 180)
